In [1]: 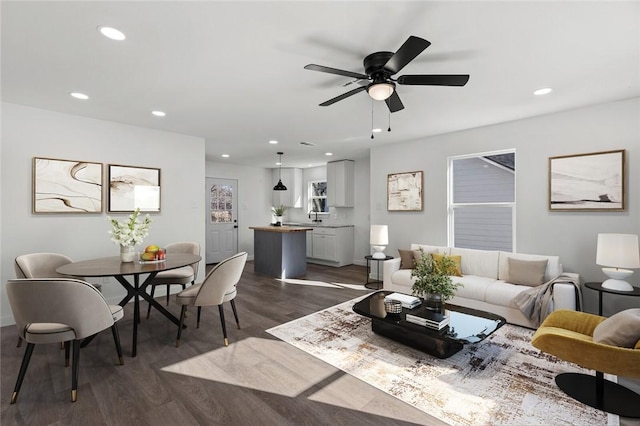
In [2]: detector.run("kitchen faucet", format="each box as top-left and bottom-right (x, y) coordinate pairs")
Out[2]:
(309, 210), (322, 223)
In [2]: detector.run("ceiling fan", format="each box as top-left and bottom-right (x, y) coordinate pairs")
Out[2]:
(304, 36), (469, 113)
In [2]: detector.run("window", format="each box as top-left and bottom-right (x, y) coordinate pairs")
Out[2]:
(308, 180), (329, 214)
(448, 151), (515, 251)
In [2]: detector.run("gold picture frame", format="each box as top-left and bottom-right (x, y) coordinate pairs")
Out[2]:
(387, 171), (423, 211)
(548, 149), (625, 211)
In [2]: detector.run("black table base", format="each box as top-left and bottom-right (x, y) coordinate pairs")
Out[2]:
(372, 318), (463, 359)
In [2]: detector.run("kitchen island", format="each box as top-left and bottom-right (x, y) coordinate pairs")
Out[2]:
(249, 226), (312, 278)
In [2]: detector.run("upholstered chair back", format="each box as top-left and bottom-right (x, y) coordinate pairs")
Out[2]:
(165, 242), (201, 281)
(14, 253), (75, 279)
(6, 278), (116, 341)
(192, 252), (247, 307)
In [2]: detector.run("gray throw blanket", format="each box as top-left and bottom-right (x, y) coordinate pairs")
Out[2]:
(514, 274), (582, 327)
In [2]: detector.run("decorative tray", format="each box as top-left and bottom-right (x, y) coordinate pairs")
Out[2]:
(138, 259), (167, 264)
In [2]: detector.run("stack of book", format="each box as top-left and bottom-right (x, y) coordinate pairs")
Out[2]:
(405, 308), (450, 330)
(384, 293), (421, 309)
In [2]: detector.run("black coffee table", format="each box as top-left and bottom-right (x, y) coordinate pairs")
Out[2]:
(353, 291), (506, 359)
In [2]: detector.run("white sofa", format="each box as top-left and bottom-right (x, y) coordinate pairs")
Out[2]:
(383, 244), (580, 329)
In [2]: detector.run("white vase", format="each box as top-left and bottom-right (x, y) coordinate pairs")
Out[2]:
(120, 245), (136, 263)
(276, 215), (283, 226)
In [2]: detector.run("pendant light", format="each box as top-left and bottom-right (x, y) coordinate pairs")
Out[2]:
(273, 152), (287, 191)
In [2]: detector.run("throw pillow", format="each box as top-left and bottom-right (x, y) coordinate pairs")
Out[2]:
(431, 253), (463, 277)
(593, 308), (640, 348)
(507, 257), (548, 286)
(398, 249), (417, 269)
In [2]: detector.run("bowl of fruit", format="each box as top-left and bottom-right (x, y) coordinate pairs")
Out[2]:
(139, 245), (166, 262)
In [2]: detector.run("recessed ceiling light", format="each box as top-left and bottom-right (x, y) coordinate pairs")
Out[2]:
(151, 111), (166, 117)
(534, 87), (553, 96)
(325, 152), (333, 156)
(372, 128), (382, 133)
(98, 26), (126, 41)
(269, 140), (278, 144)
(221, 154), (230, 158)
(69, 92), (89, 100)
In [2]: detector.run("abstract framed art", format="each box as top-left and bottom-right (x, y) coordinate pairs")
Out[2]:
(33, 157), (103, 214)
(548, 149), (625, 211)
(108, 164), (161, 212)
(387, 171), (423, 211)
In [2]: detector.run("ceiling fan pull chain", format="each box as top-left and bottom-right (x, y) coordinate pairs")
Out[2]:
(388, 109), (391, 132)
(371, 99), (375, 139)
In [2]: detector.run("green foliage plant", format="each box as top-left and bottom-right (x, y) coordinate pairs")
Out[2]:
(411, 249), (461, 302)
(271, 205), (287, 216)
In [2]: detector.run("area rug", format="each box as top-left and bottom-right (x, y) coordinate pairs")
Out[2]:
(266, 299), (614, 426)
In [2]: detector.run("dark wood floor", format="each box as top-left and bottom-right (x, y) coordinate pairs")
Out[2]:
(1, 261), (444, 426)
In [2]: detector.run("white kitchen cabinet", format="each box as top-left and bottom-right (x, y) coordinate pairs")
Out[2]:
(327, 160), (354, 207)
(272, 168), (303, 208)
(307, 226), (354, 267)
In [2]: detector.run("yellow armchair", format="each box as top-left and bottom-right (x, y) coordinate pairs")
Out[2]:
(532, 309), (640, 418)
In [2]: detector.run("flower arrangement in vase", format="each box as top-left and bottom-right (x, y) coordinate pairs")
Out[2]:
(106, 208), (152, 262)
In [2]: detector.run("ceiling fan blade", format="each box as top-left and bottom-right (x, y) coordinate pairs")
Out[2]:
(304, 64), (369, 80)
(319, 85), (367, 106)
(385, 91), (405, 113)
(383, 36), (431, 75)
(397, 74), (470, 86)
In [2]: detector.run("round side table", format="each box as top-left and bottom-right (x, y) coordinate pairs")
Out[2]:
(364, 255), (394, 290)
(584, 282), (640, 316)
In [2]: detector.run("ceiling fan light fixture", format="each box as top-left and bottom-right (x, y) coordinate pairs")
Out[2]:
(367, 82), (395, 101)
(273, 152), (287, 191)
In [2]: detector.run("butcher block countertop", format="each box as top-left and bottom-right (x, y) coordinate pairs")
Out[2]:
(249, 226), (313, 233)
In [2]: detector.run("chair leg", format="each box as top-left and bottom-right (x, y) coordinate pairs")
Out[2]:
(64, 341), (70, 367)
(230, 299), (240, 329)
(176, 305), (187, 347)
(197, 306), (202, 328)
(71, 340), (80, 402)
(111, 324), (124, 365)
(11, 342), (35, 404)
(166, 285), (170, 305)
(218, 304), (229, 347)
(16, 337), (22, 348)
(146, 285), (157, 319)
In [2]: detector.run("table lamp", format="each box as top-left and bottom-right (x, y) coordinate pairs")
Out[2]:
(370, 225), (389, 259)
(596, 233), (640, 291)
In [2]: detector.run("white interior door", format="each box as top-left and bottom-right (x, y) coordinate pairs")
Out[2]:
(206, 178), (238, 264)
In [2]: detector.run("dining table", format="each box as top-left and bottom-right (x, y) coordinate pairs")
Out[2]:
(57, 253), (202, 357)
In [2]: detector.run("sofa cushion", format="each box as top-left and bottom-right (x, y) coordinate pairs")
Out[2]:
(451, 275), (496, 301)
(450, 247), (500, 279)
(398, 249), (419, 269)
(432, 253), (462, 277)
(390, 269), (415, 288)
(498, 252), (561, 282)
(593, 308), (640, 348)
(507, 258), (548, 287)
(485, 281), (530, 308)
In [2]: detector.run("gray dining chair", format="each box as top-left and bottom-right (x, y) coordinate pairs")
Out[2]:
(14, 252), (102, 348)
(6, 278), (124, 403)
(146, 242), (201, 318)
(175, 252), (247, 347)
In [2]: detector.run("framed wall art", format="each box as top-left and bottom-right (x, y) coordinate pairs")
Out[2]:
(108, 164), (161, 212)
(387, 171), (423, 211)
(33, 157), (103, 214)
(548, 149), (625, 211)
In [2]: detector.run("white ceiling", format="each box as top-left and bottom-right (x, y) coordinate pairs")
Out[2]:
(2, 1), (639, 169)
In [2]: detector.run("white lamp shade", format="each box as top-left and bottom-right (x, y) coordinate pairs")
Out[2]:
(596, 233), (640, 268)
(370, 225), (389, 245)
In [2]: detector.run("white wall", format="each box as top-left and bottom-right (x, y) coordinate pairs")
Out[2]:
(371, 97), (640, 315)
(1, 103), (206, 326)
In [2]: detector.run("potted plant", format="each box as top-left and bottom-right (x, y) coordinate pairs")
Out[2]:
(271, 204), (287, 226)
(411, 249), (461, 312)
